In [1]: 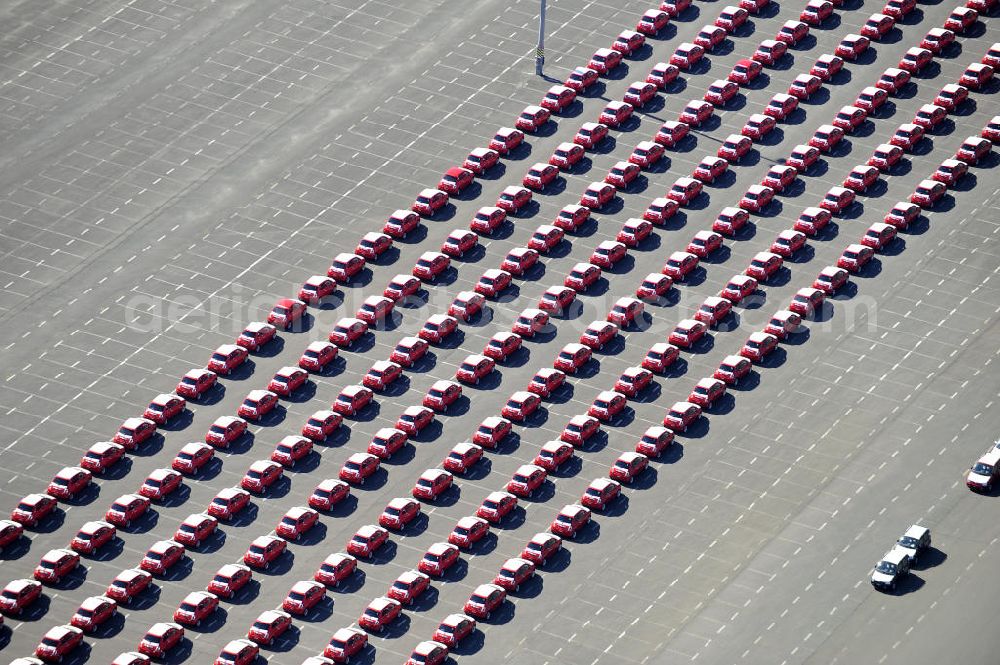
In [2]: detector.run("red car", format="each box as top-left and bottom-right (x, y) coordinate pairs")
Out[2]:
(216, 639), (259, 665)
(719, 274), (759, 303)
(753, 39), (788, 66)
(739, 0), (769, 12)
(113, 417), (157, 449)
(932, 158), (969, 187)
(1, 578), (42, 614)
(856, 86), (889, 112)
(812, 54), (844, 81)
(384, 209), (422, 237)
(643, 342), (680, 373)
(205, 415), (247, 447)
(474, 416), (512, 448)
(503, 390), (541, 421)
(489, 127), (524, 155)
(590, 240), (627, 269)
(910, 179), (946, 208)
(800, 0), (833, 24)
(412, 188), (449, 216)
(884, 0), (915, 16)
(241, 460), (282, 493)
(34, 548), (80, 583)
(764, 93), (798, 120)
(630, 141), (665, 168)
(413, 251), (451, 280)
(174, 591), (217, 627)
(663, 401), (703, 431)
(589, 47), (623, 74)
(35, 625), (84, 662)
(810, 124), (844, 152)
(729, 58), (763, 85)
(565, 66), (600, 91)
(496, 185), (533, 214)
(138, 622), (184, 658)
(362, 360), (403, 391)
(175, 368), (217, 400)
(299, 275), (337, 306)
(478, 491), (518, 523)
(534, 440), (575, 471)
(693, 156), (729, 183)
(582, 477), (622, 510)
(522, 531), (562, 564)
(449, 515), (490, 549)
(564, 262), (601, 292)
(339, 452), (380, 485)
(139, 467), (182, 501)
(608, 296), (644, 328)
(368, 428), (407, 460)
(73, 594), (118, 632)
(589, 390), (628, 421)
(333, 385), (373, 416)
(174, 512), (218, 547)
(786, 144), (819, 171)
(46, 466), (92, 500)
(507, 464), (547, 497)
(308, 478), (350, 511)
(746, 251), (783, 281)
(580, 182), (617, 210)
(794, 206), (832, 236)
(695, 295), (732, 326)
(944, 6), (978, 32)
(383, 274), (422, 302)
(553, 204), (591, 232)
(704, 79), (739, 106)
(771, 229), (807, 258)
(268, 366), (308, 397)
(69, 520), (113, 555)
(694, 25), (727, 50)
(670, 42), (705, 72)
(762, 164), (798, 191)
(765, 310), (803, 339)
(550, 142), (585, 170)
(687, 230), (723, 258)
(876, 67), (910, 95)
(299, 340), (338, 372)
(899, 46), (932, 73)
(638, 8), (670, 33)
(740, 184), (774, 212)
(315, 553), (357, 588)
(390, 336), (429, 368)
(462, 147), (499, 175)
(574, 122), (609, 149)
(325, 627), (369, 662)
(237, 389), (279, 420)
(561, 414), (601, 445)
(397, 405), (435, 436)
(276, 506), (319, 541)
(419, 541), (461, 577)
(105, 568), (153, 604)
(689, 377), (727, 407)
(955, 137), (992, 165)
(679, 100), (714, 126)
(348, 525), (389, 558)
(380, 497), (422, 530)
(655, 120), (689, 148)
(455, 354), (495, 384)
(713, 207), (750, 236)
(441, 229), (480, 256)
(610, 452), (649, 483)
(831, 106), (868, 132)
(868, 143), (903, 172)
(615, 366), (653, 397)
(551, 504), (592, 538)
(389, 570), (431, 606)
(714, 355), (753, 385)
(464, 584), (506, 620)
(476, 268), (512, 298)
(624, 81), (657, 108)
(613, 29), (645, 54)
(206, 562), (252, 599)
(357, 295), (394, 325)
(861, 222), (897, 250)
(283, 580), (326, 615)
(718, 134), (752, 163)
(670, 319), (707, 348)
(412, 468), (454, 500)
(242, 535), (286, 570)
(599, 101), (634, 128)
(740, 331), (779, 361)
(814, 265), (850, 294)
(647, 62), (680, 89)
(884, 202), (920, 229)
(528, 224), (564, 253)
(438, 167), (474, 195)
(617, 219), (652, 247)
(554, 342), (592, 374)
(775, 20), (809, 45)
(104, 493), (149, 527)
(419, 314), (458, 343)
(247, 609), (292, 645)
(637, 272), (673, 300)
(523, 162), (559, 190)
(266, 298), (306, 330)
(861, 12), (894, 39)
(663, 251), (699, 280)
(843, 165), (880, 192)
(207, 344), (248, 376)
(141, 540), (185, 575)
(423, 379), (462, 412)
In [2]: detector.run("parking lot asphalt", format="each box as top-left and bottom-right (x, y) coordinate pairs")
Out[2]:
(0, 0), (998, 663)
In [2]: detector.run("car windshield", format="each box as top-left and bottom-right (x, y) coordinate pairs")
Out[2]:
(218, 654), (236, 663)
(972, 462), (993, 475)
(898, 536), (919, 548)
(146, 551), (162, 561)
(875, 561), (897, 574)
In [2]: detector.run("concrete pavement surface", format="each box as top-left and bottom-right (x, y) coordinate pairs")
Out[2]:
(0, 0), (998, 663)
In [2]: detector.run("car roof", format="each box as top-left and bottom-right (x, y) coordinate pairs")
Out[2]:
(882, 549), (909, 564)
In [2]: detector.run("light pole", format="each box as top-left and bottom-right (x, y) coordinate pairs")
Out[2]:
(535, 0), (546, 76)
